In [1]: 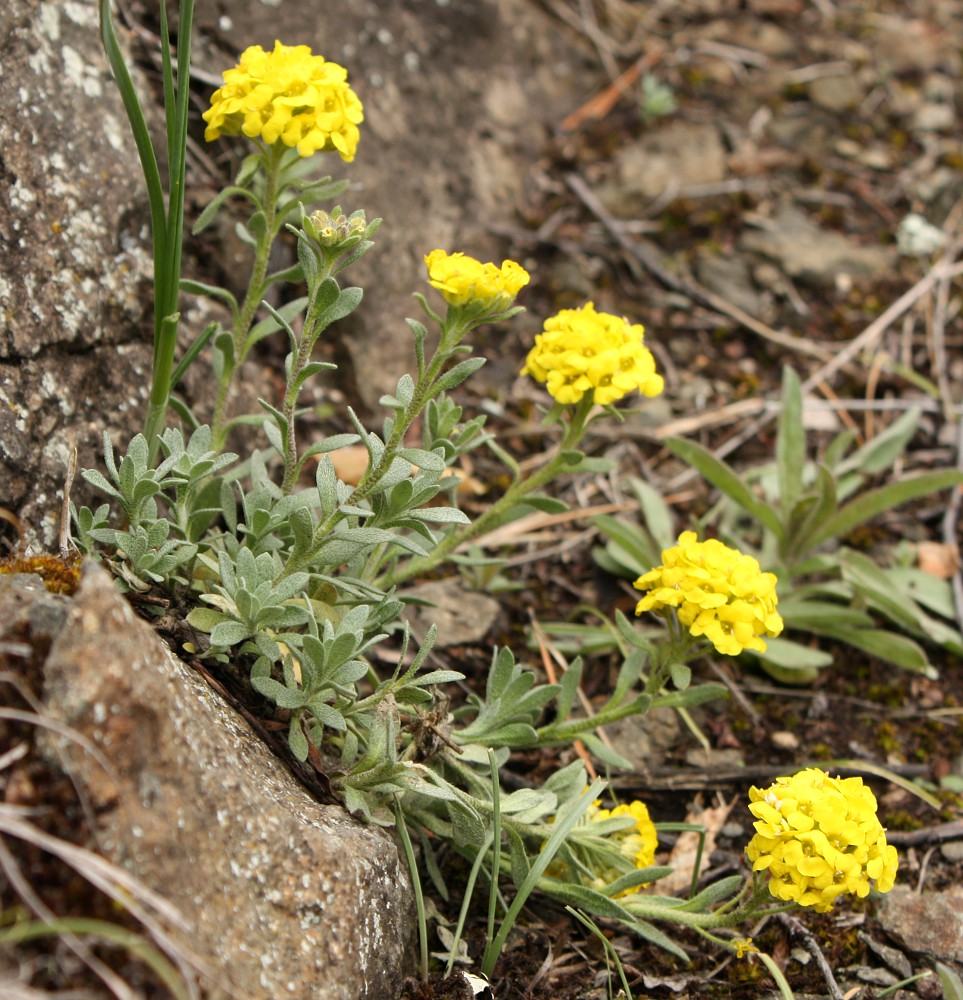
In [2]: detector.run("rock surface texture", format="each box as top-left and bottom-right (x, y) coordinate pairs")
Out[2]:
(1, 566), (415, 999)
(0, 0), (155, 545)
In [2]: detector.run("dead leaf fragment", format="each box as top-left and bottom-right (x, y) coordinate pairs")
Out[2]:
(659, 796), (735, 895)
(917, 541), (960, 580)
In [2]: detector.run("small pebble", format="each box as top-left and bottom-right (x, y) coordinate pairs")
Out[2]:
(771, 731), (799, 750)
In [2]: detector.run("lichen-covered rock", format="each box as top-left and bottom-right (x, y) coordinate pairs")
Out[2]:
(3, 565), (415, 999)
(0, 0), (155, 545)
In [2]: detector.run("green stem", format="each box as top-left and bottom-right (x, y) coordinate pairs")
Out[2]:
(212, 145), (285, 447)
(382, 395), (596, 587)
(533, 691), (652, 744)
(280, 314), (473, 578)
(280, 289), (329, 493)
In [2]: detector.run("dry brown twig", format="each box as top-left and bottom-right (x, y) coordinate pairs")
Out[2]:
(563, 172), (837, 363)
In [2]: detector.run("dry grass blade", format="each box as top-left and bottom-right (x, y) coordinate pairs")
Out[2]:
(0, 702), (218, 999)
(0, 807), (212, 993)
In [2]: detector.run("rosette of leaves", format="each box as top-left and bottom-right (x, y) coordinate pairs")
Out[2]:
(72, 427), (237, 591)
(592, 368), (963, 681)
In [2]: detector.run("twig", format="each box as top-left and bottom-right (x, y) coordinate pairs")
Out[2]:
(916, 844), (938, 893)
(564, 172), (836, 361)
(530, 614), (598, 778)
(775, 913), (845, 1000)
(801, 257), (963, 394)
(887, 819), (963, 848)
(560, 51), (662, 131)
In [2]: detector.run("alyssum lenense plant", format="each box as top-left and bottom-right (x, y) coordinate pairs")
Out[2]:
(592, 366), (963, 683)
(80, 9), (903, 988)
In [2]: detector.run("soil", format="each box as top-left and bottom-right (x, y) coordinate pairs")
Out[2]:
(5, 0), (963, 997)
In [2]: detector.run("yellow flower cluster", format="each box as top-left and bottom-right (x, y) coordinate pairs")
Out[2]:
(746, 769), (898, 912)
(520, 302), (664, 406)
(633, 531), (783, 656)
(424, 250), (529, 311)
(203, 41), (364, 160)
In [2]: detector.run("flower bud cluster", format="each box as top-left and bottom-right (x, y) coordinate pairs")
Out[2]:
(424, 249), (530, 312)
(305, 209), (368, 249)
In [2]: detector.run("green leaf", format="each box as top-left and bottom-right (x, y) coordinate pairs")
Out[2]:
(776, 367), (805, 517)
(628, 476), (676, 549)
(779, 599), (873, 631)
(288, 715), (309, 762)
(937, 963), (963, 1000)
(839, 407), (920, 477)
(650, 683), (727, 711)
(397, 448), (446, 473)
(786, 464), (838, 560)
(594, 515), (658, 577)
(808, 625), (936, 677)
(185, 607), (232, 633)
(209, 620), (251, 647)
(555, 659), (583, 722)
(519, 495), (569, 514)
(753, 636), (832, 678)
(665, 436), (784, 540)
(580, 732), (633, 770)
(507, 827), (531, 891)
(433, 357), (487, 393)
(808, 469), (963, 549)
(313, 285), (363, 327)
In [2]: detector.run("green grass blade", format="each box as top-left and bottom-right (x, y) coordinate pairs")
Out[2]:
(665, 436), (784, 540)
(98, 0), (166, 322)
(481, 776), (606, 978)
(807, 469), (963, 549)
(777, 367), (804, 518)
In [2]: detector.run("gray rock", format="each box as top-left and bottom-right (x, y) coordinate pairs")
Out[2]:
(741, 205), (897, 288)
(404, 579), (501, 647)
(0, 0), (156, 547)
(2, 0), (589, 539)
(808, 73), (866, 112)
(597, 122), (728, 213)
(875, 886), (963, 964)
(605, 709), (680, 772)
(695, 251), (769, 319)
(3, 565), (415, 999)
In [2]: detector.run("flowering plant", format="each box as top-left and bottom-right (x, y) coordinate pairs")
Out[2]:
(593, 365), (963, 682)
(71, 3), (915, 994)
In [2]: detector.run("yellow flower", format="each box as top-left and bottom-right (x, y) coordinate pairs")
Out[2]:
(520, 302), (663, 406)
(551, 796), (658, 895)
(424, 250), (529, 311)
(203, 41), (364, 160)
(745, 769), (898, 913)
(732, 938), (758, 959)
(633, 531), (783, 656)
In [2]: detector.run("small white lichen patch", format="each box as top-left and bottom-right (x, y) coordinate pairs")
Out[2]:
(62, 1), (98, 28)
(39, 2), (60, 41)
(62, 44), (103, 97)
(10, 179), (37, 211)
